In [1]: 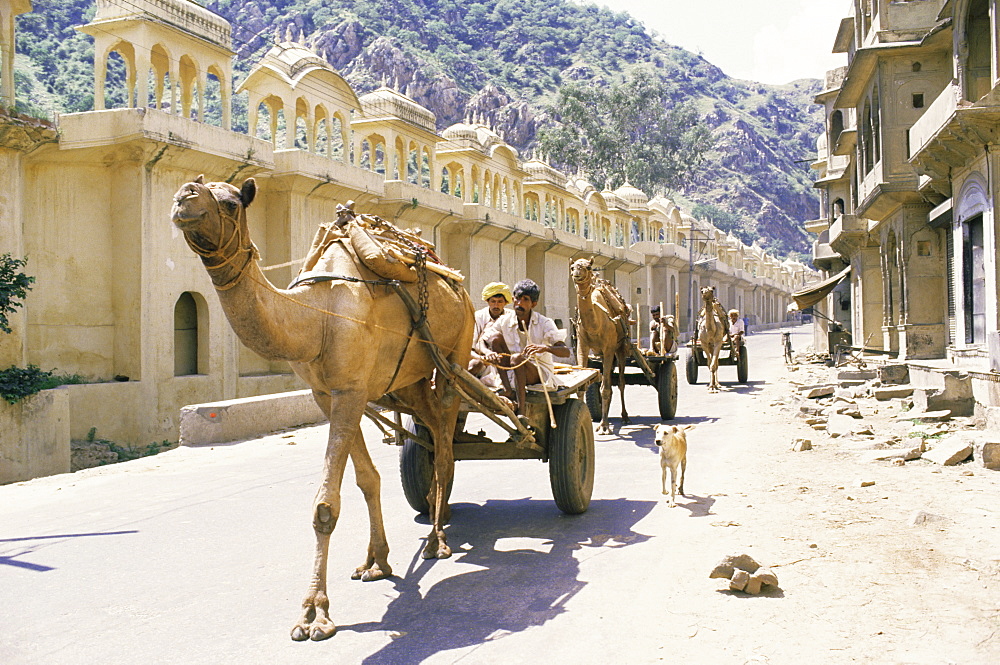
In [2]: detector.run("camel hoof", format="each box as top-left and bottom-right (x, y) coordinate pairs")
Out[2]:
(291, 626), (308, 642)
(310, 622), (336, 641)
(436, 544), (452, 559)
(357, 564), (391, 582)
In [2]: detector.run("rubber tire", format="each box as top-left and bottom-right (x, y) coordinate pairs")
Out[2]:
(737, 344), (749, 383)
(399, 416), (452, 515)
(584, 381), (602, 422)
(548, 398), (595, 515)
(657, 361), (678, 420)
(685, 350), (699, 385)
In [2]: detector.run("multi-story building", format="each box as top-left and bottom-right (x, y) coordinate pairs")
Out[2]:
(1, 0), (811, 481)
(809, 0), (1000, 411)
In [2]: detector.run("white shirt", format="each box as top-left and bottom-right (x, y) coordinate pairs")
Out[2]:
(493, 309), (568, 386)
(729, 317), (746, 336)
(473, 306), (502, 353)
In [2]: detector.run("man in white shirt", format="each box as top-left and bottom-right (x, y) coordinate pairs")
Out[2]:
(483, 279), (571, 414)
(728, 308), (745, 359)
(469, 282), (513, 392)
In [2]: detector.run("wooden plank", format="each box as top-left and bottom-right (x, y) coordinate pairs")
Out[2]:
(454, 442), (545, 460)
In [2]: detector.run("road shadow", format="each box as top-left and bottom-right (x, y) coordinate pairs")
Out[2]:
(0, 530), (139, 572)
(342, 498), (655, 664)
(719, 380), (765, 395)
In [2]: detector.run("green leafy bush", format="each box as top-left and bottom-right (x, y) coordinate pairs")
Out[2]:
(0, 365), (88, 404)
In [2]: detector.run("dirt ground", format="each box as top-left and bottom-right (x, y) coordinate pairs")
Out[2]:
(711, 351), (1000, 664)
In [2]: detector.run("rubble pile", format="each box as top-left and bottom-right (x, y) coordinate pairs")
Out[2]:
(709, 554), (780, 595)
(775, 363), (999, 471)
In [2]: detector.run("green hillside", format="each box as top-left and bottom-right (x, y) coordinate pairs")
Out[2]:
(13, 0), (822, 258)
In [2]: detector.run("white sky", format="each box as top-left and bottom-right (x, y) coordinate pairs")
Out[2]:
(582, 0), (851, 85)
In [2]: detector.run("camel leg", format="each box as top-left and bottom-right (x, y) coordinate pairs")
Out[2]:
(617, 349), (630, 426)
(597, 351), (614, 435)
(394, 380), (459, 560)
(348, 439), (392, 582)
(423, 382), (460, 560)
(291, 392), (368, 642)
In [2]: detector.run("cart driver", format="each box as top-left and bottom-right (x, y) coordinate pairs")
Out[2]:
(728, 308), (745, 359)
(468, 282), (514, 394)
(483, 279), (571, 414)
(648, 305), (679, 356)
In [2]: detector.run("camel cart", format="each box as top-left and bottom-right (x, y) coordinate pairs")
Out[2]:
(684, 332), (748, 385)
(359, 282), (602, 516)
(581, 338), (679, 421)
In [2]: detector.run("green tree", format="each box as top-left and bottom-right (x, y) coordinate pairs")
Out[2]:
(0, 254), (34, 334)
(537, 67), (713, 195)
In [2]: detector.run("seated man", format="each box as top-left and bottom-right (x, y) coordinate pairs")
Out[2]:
(468, 281), (514, 394)
(483, 279), (570, 414)
(728, 308), (745, 359)
(649, 305), (679, 356)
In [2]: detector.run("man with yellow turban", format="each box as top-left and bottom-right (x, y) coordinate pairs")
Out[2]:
(469, 282), (514, 393)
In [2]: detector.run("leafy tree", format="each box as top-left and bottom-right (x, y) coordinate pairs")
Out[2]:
(537, 68), (713, 195)
(0, 254), (34, 334)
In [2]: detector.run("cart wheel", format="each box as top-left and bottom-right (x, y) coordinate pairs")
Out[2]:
(737, 344), (749, 383)
(399, 416), (452, 515)
(548, 398), (595, 515)
(657, 361), (678, 420)
(584, 381), (602, 422)
(685, 350), (699, 385)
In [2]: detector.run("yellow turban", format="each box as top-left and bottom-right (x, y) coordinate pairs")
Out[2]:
(481, 282), (513, 303)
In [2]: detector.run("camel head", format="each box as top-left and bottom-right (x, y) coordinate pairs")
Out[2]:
(571, 257), (595, 285)
(700, 286), (716, 303)
(171, 175), (257, 252)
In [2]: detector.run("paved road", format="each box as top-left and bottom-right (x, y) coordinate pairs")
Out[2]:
(2, 327), (813, 664)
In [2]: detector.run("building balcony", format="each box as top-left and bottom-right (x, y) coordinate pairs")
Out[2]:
(828, 214), (866, 255)
(909, 82), (1000, 200)
(812, 240), (840, 270)
(855, 158), (921, 221)
(832, 127), (857, 156)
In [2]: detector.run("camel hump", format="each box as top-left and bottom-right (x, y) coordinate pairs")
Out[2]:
(595, 280), (631, 320)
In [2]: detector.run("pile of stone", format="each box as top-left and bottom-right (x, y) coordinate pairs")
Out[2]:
(70, 439), (119, 471)
(786, 363), (999, 471)
(710, 554), (779, 595)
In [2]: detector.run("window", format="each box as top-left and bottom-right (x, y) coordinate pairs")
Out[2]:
(174, 293), (200, 376)
(912, 93), (924, 109)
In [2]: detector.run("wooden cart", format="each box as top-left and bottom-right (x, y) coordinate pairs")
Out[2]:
(582, 336), (679, 422)
(685, 332), (748, 385)
(391, 366), (600, 517)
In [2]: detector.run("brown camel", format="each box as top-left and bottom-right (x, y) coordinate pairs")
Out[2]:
(571, 257), (629, 435)
(170, 176), (475, 642)
(697, 286), (728, 392)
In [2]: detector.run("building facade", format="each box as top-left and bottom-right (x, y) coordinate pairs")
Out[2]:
(1, 0), (811, 451)
(809, 0), (1000, 408)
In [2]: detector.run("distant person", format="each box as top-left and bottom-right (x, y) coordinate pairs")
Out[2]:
(728, 308), (745, 359)
(648, 305), (678, 356)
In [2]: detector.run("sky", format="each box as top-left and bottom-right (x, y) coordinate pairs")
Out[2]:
(582, 0), (851, 85)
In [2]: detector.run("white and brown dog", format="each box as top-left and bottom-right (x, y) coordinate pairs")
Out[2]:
(654, 424), (693, 507)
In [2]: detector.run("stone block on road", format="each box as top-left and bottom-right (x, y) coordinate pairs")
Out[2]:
(874, 386), (914, 401)
(922, 438), (973, 466)
(973, 440), (1000, 470)
(800, 384), (837, 399)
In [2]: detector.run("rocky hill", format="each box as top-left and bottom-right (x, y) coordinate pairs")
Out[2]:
(13, 0), (822, 258)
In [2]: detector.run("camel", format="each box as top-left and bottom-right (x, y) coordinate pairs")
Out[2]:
(571, 257), (630, 435)
(170, 176), (475, 642)
(697, 286), (728, 393)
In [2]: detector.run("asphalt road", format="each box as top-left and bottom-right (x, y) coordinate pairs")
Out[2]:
(2, 327), (815, 665)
